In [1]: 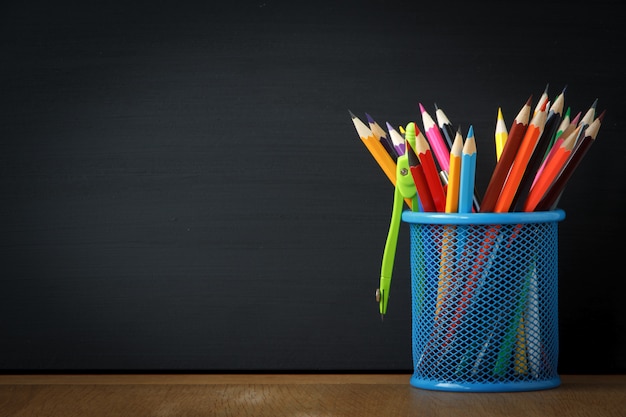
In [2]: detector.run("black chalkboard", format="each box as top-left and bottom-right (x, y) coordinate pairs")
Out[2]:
(1, 0), (624, 373)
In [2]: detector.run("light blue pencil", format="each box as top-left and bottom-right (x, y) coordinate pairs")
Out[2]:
(459, 126), (477, 213)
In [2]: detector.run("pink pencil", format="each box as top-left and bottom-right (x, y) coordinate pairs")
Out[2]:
(419, 103), (451, 173)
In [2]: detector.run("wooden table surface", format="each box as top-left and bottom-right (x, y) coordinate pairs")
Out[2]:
(1, 374), (624, 416)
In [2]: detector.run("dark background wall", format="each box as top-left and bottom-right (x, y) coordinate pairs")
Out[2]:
(1, 0), (624, 373)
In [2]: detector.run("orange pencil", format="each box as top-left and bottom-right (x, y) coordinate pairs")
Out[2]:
(414, 127), (447, 212)
(350, 110), (397, 186)
(511, 89), (565, 211)
(523, 126), (579, 212)
(494, 100), (548, 213)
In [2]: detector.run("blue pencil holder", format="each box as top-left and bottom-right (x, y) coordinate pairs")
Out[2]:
(401, 210), (566, 392)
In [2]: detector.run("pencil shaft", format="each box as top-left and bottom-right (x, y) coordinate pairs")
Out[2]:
(459, 128), (477, 214)
(535, 118), (601, 210)
(523, 136), (574, 212)
(494, 102), (548, 213)
(420, 103), (451, 172)
(511, 93), (565, 211)
(480, 97), (532, 212)
(445, 132), (463, 213)
(351, 112), (398, 186)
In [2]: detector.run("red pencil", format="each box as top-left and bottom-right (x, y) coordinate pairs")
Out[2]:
(480, 96), (533, 212)
(406, 141), (437, 212)
(523, 126), (579, 212)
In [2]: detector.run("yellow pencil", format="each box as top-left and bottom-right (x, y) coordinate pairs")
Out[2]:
(495, 107), (508, 161)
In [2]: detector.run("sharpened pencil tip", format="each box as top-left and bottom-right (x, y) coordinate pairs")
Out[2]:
(597, 109), (607, 122)
(348, 109), (356, 118)
(525, 95), (533, 106)
(418, 102), (426, 113)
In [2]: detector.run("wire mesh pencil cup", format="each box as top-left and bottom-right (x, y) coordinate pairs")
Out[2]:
(402, 210), (566, 392)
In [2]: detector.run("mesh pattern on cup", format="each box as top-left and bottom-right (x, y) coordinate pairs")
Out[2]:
(410, 221), (559, 387)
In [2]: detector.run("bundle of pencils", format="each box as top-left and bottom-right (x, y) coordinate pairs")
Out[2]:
(350, 86), (605, 214)
(351, 85), (604, 323)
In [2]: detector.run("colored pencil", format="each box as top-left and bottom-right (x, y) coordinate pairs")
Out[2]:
(366, 113), (398, 160)
(578, 98), (597, 129)
(495, 107), (508, 161)
(574, 98), (598, 150)
(458, 126), (477, 214)
(533, 83), (549, 115)
(441, 224), (500, 347)
(435, 105), (481, 212)
(523, 126), (579, 212)
(413, 124), (447, 212)
(545, 106), (571, 157)
(434, 103), (455, 151)
(535, 112), (604, 211)
(405, 123), (437, 212)
(350, 111), (397, 186)
(386, 121), (406, 156)
(480, 96), (533, 212)
(419, 103), (451, 173)
(406, 141), (436, 212)
(532, 110), (579, 189)
(445, 128), (463, 213)
(511, 89), (565, 211)
(494, 99), (548, 213)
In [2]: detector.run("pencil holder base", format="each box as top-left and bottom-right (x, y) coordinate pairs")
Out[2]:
(409, 375), (561, 392)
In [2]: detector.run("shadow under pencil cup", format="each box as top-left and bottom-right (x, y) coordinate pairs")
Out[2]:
(402, 209), (566, 392)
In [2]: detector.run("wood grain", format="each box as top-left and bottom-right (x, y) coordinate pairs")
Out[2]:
(1, 374), (624, 417)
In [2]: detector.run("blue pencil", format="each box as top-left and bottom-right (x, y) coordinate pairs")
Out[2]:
(458, 126), (477, 213)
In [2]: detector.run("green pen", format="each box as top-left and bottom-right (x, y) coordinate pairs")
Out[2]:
(377, 151), (418, 319)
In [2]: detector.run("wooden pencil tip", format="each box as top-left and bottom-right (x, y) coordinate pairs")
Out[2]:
(418, 102), (426, 113)
(591, 98), (598, 109)
(348, 109), (356, 118)
(365, 112), (374, 123)
(525, 95), (533, 106)
(597, 109), (606, 122)
(434, 102), (439, 110)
